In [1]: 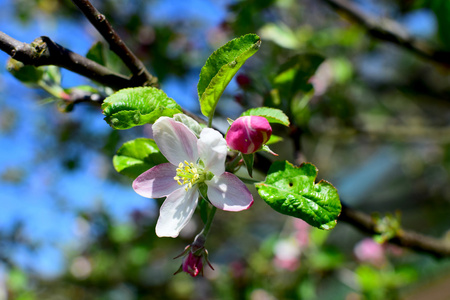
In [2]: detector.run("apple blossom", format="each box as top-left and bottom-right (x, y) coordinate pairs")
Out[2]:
(133, 116), (253, 238)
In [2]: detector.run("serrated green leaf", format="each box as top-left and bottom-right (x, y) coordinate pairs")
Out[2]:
(255, 161), (341, 230)
(102, 87), (182, 130)
(241, 107), (290, 126)
(198, 34), (261, 119)
(113, 138), (168, 179)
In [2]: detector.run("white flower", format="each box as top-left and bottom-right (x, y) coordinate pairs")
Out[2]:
(133, 117), (254, 238)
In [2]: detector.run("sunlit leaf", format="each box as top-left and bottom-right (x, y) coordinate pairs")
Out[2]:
(198, 34), (261, 119)
(241, 107), (290, 126)
(266, 134), (283, 145)
(113, 138), (168, 179)
(102, 87), (182, 130)
(259, 22), (301, 49)
(256, 161), (341, 230)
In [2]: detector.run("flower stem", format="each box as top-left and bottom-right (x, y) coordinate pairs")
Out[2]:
(202, 206), (217, 238)
(192, 205), (217, 250)
(225, 153), (242, 172)
(207, 117), (213, 128)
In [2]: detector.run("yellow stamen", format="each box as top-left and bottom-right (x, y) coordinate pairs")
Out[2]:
(174, 160), (205, 191)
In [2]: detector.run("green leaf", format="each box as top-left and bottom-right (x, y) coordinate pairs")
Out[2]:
(266, 134), (283, 145)
(198, 34), (261, 119)
(7, 58), (44, 84)
(102, 87), (182, 130)
(241, 153), (255, 177)
(44, 65), (62, 86)
(113, 138), (168, 179)
(259, 22), (301, 50)
(173, 113), (205, 137)
(274, 54), (324, 98)
(87, 41), (124, 72)
(373, 212), (401, 243)
(255, 161), (341, 230)
(290, 90), (313, 126)
(241, 107), (290, 126)
(86, 42), (107, 66)
(430, 0), (450, 49)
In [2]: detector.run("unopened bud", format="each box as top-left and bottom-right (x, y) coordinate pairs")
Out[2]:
(182, 252), (203, 277)
(226, 116), (272, 154)
(174, 242), (214, 277)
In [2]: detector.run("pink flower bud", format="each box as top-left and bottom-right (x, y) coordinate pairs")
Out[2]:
(226, 116), (272, 154)
(174, 243), (214, 277)
(182, 252), (203, 277)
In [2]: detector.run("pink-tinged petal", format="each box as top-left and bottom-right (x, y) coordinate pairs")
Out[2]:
(133, 163), (179, 198)
(206, 172), (253, 211)
(198, 128), (227, 176)
(155, 187), (199, 238)
(226, 116), (272, 154)
(153, 117), (199, 165)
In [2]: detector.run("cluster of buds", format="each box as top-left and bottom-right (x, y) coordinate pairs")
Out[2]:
(226, 116), (272, 154)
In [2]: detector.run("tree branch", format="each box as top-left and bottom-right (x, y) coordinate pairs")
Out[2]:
(71, 0), (158, 87)
(0, 31), (139, 90)
(339, 203), (450, 258)
(321, 0), (450, 67)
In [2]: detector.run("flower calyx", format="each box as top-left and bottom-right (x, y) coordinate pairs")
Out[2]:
(174, 241), (214, 277)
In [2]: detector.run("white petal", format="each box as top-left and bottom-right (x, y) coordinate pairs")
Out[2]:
(133, 163), (179, 198)
(155, 187), (199, 238)
(153, 117), (199, 165)
(198, 128), (227, 176)
(206, 172), (253, 211)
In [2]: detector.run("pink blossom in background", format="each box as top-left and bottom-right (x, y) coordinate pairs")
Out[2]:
(293, 219), (311, 248)
(273, 238), (301, 271)
(354, 238), (386, 267)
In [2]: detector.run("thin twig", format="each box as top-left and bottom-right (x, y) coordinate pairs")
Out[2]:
(321, 0), (450, 67)
(339, 203), (450, 258)
(0, 31), (137, 90)
(71, 0), (158, 87)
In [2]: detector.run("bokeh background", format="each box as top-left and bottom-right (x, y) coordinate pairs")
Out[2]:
(1, 0), (450, 299)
